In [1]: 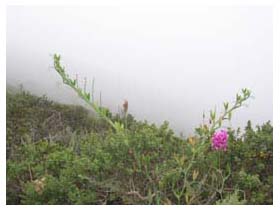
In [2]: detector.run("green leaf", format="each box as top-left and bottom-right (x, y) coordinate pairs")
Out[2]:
(223, 102), (229, 110)
(210, 110), (216, 121)
(228, 112), (232, 121)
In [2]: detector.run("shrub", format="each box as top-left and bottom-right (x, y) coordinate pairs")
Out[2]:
(7, 118), (273, 204)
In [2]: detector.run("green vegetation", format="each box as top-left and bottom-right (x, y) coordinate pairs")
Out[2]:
(6, 88), (272, 205)
(6, 55), (272, 204)
(53, 54), (124, 132)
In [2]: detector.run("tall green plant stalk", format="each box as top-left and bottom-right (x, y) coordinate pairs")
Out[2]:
(219, 151), (222, 173)
(193, 89), (251, 203)
(53, 54), (124, 132)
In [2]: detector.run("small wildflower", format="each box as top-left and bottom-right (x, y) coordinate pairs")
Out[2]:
(211, 130), (228, 151)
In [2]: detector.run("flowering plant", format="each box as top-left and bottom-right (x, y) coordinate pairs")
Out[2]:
(211, 130), (228, 151)
(195, 88), (251, 141)
(53, 54), (124, 132)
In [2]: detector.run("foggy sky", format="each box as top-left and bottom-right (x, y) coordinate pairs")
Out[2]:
(6, 6), (273, 136)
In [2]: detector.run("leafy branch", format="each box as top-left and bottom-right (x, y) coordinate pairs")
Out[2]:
(53, 54), (124, 132)
(196, 88), (252, 139)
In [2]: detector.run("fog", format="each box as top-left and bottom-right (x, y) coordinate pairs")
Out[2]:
(6, 6), (272, 136)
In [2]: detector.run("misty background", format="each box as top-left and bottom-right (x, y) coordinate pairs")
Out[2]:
(6, 6), (272, 136)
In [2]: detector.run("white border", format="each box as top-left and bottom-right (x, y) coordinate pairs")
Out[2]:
(1, 0), (279, 209)
(0, 0), (7, 207)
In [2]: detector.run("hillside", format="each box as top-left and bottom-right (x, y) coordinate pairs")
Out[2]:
(6, 89), (272, 204)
